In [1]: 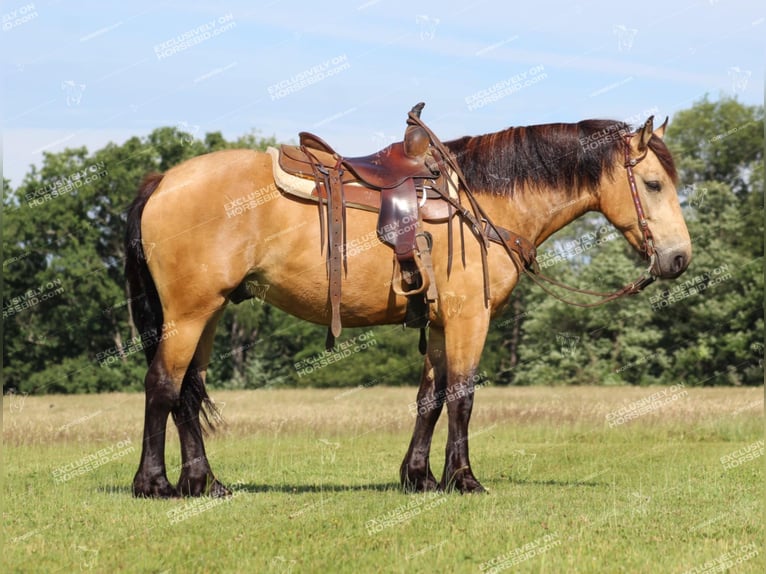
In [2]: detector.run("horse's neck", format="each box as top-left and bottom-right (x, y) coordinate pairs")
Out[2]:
(479, 187), (598, 247)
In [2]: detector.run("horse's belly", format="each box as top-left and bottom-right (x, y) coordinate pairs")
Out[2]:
(256, 261), (408, 327)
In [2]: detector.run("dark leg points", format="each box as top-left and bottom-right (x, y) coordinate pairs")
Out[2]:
(400, 331), (448, 494)
(133, 469), (178, 498)
(441, 463), (487, 494)
(172, 364), (228, 497)
(177, 469), (231, 497)
(400, 459), (440, 493)
(175, 452), (230, 498)
(441, 368), (488, 494)
(400, 380), (446, 493)
(133, 374), (179, 498)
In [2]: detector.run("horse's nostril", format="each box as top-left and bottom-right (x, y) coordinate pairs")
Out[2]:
(673, 254), (686, 273)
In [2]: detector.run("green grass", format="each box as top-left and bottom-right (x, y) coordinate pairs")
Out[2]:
(3, 386), (763, 573)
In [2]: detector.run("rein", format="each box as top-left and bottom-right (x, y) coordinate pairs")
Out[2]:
(411, 113), (659, 309)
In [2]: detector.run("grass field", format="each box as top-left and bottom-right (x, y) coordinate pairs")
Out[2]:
(3, 386), (763, 573)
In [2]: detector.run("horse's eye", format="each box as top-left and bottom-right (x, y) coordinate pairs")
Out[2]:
(645, 180), (662, 193)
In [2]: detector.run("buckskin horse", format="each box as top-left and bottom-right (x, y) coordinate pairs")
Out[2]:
(125, 107), (691, 498)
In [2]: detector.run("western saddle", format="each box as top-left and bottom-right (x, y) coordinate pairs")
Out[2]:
(277, 103), (537, 350)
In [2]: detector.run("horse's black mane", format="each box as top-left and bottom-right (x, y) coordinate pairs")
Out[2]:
(445, 119), (677, 197)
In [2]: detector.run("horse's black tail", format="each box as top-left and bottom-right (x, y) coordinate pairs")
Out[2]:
(124, 173), (220, 432)
(125, 173), (165, 367)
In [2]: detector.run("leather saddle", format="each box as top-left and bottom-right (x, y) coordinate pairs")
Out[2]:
(278, 103), (446, 347)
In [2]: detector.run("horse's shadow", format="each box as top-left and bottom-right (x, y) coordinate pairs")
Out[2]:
(504, 478), (606, 488)
(98, 479), (607, 498)
(234, 482), (399, 494)
(96, 482), (401, 496)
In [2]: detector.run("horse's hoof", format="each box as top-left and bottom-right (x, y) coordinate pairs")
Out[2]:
(133, 475), (178, 498)
(177, 473), (231, 497)
(461, 481), (487, 494)
(401, 475), (440, 493)
(400, 465), (440, 493)
(441, 470), (488, 494)
(208, 479), (232, 498)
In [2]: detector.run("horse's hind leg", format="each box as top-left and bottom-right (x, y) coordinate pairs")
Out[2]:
(133, 315), (212, 498)
(133, 355), (177, 497)
(400, 327), (447, 492)
(175, 310), (229, 497)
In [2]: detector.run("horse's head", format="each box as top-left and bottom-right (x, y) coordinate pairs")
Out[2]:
(598, 116), (691, 279)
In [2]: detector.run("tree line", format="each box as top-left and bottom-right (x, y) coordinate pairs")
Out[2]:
(2, 96), (763, 394)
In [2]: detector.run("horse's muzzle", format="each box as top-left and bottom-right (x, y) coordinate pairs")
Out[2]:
(654, 245), (691, 279)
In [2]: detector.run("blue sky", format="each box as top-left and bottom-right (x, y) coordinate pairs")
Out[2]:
(2, 0), (763, 187)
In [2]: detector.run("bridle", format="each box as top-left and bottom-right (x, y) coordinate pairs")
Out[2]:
(623, 134), (657, 267)
(517, 132), (660, 307)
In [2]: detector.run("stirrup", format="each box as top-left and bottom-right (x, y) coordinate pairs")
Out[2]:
(391, 255), (430, 297)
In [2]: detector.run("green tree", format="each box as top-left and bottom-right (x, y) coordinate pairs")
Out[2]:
(667, 95), (763, 196)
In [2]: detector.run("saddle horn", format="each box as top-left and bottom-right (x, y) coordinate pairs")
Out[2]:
(404, 102), (430, 158)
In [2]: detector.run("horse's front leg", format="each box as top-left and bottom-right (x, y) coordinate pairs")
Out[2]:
(440, 311), (490, 494)
(400, 326), (447, 492)
(441, 370), (485, 493)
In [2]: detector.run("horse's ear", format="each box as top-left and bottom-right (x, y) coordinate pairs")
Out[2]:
(636, 115), (654, 151)
(653, 116), (669, 139)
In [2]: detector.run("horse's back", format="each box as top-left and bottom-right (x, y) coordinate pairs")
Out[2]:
(144, 147), (274, 235)
(155, 148), (270, 201)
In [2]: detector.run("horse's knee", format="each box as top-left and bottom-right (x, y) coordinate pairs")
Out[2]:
(144, 364), (182, 411)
